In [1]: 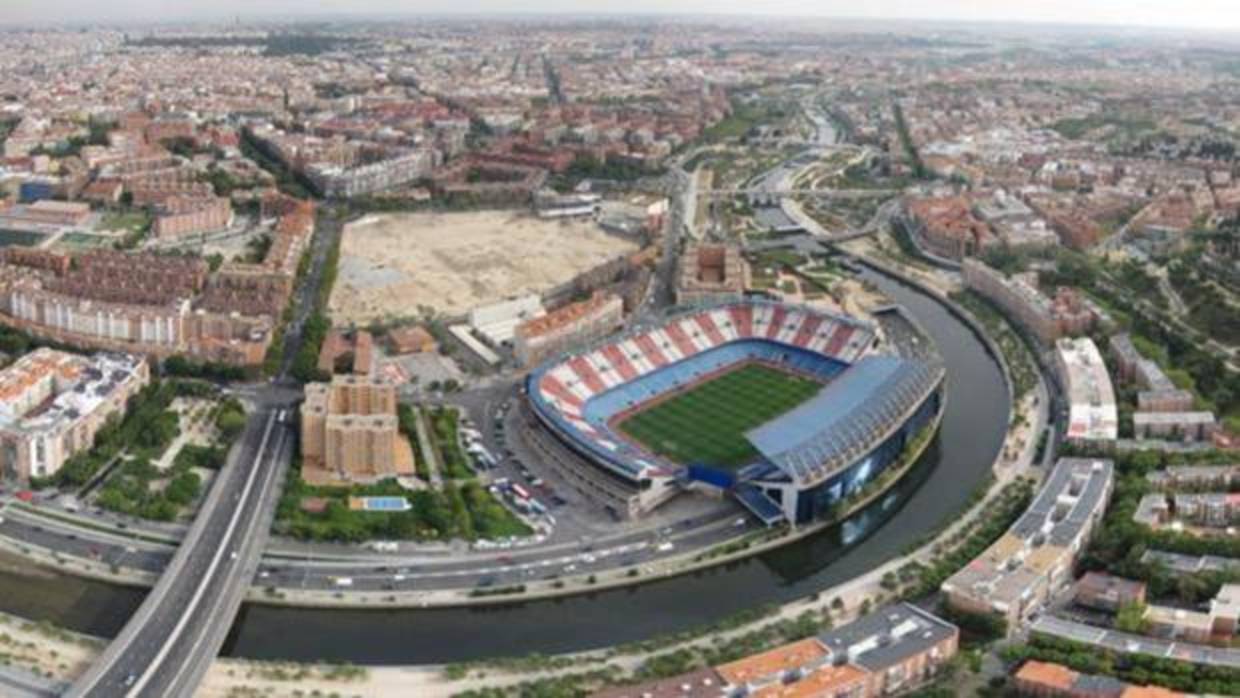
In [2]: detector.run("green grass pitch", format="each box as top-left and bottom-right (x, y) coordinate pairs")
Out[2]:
(616, 363), (823, 470)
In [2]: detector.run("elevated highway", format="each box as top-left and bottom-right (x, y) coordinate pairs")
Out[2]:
(65, 407), (292, 697)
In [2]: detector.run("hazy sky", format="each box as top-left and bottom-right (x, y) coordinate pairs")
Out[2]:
(5, 0), (1240, 31)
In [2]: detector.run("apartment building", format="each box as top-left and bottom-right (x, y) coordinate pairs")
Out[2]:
(1056, 338), (1119, 443)
(962, 259), (1095, 345)
(0, 348), (149, 481)
(973, 189), (1058, 250)
(514, 291), (623, 366)
(1133, 411), (1217, 442)
(1013, 660), (1183, 698)
(305, 148), (435, 198)
(1073, 572), (1147, 613)
(709, 603), (958, 698)
(184, 310), (272, 366)
(1147, 464), (1240, 491)
(1144, 584), (1240, 643)
(676, 243), (747, 306)
(318, 329), (377, 376)
(300, 375), (414, 486)
(0, 243), (294, 367)
(1111, 333), (1197, 414)
(151, 195), (233, 239)
(0, 199), (91, 228)
(903, 195), (995, 261)
(942, 458), (1114, 630)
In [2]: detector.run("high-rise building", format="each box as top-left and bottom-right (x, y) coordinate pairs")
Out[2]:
(300, 375), (413, 485)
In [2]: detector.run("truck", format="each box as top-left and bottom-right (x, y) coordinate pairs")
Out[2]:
(333, 577), (354, 587)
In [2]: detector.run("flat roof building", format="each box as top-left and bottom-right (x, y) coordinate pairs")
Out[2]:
(1133, 411), (1217, 443)
(0, 348), (149, 481)
(469, 294), (544, 347)
(943, 458), (1114, 630)
(816, 602), (959, 697)
(676, 243), (747, 306)
(1074, 572), (1148, 613)
(301, 374), (415, 486)
(1056, 338), (1118, 443)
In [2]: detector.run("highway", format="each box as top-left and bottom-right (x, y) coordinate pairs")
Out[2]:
(0, 464), (752, 598)
(65, 408), (291, 697)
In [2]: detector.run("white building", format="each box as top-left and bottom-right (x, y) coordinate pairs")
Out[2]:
(1056, 337), (1118, 443)
(469, 294), (545, 347)
(0, 348), (149, 481)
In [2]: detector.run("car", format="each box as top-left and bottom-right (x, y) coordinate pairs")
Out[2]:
(656, 541), (674, 553)
(123, 673), (137, 687)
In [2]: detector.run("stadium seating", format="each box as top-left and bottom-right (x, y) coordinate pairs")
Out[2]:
(526, 301), (876, 483)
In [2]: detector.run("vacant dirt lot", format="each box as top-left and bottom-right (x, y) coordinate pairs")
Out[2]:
(330, 210), (637, 324)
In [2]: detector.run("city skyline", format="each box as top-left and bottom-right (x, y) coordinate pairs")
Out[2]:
(5, 0), (1240, 31)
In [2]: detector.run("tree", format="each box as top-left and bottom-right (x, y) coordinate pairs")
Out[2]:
(1115, 601), (1149, 634)
(215, 399), (247, 440)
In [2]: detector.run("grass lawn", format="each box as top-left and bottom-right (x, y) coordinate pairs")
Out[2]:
(617, 363), (822, 469)
(99, 210), (151, 233)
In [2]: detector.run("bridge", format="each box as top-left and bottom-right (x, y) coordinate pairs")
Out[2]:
(66, 407), (292, 697)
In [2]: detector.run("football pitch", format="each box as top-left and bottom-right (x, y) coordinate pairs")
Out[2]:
(616, 363), (823, 469)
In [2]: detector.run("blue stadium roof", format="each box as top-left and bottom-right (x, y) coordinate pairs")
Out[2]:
(745, 356), (943, 487)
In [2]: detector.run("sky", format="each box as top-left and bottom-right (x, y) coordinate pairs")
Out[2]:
(4, 0), (1240, 31)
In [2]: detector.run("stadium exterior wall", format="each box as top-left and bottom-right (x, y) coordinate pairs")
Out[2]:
(520, 397), (680, 519)
(756, 382), (943, 524)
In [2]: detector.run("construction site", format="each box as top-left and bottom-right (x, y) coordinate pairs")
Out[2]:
(329, 210), (638, 324)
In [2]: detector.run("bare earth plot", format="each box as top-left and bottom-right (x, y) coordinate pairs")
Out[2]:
(329, 210), (638, 324)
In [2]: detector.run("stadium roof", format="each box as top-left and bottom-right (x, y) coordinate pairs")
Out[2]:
(745, 356), (942, 487)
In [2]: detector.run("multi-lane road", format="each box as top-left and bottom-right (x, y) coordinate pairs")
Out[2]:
(66, 407), (292, 698)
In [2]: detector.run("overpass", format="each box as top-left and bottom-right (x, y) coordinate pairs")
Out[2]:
(65, 407), (292, 697)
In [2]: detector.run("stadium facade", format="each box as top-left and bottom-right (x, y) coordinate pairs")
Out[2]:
(525, 300), (945, 525)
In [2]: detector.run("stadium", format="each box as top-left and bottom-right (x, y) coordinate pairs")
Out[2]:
(524, 300), (946, 526)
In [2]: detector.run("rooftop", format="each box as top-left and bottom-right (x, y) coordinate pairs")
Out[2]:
(746, 356), (944, 487)
(715, 638), (827, 687)
(816, 602), (958, 674)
